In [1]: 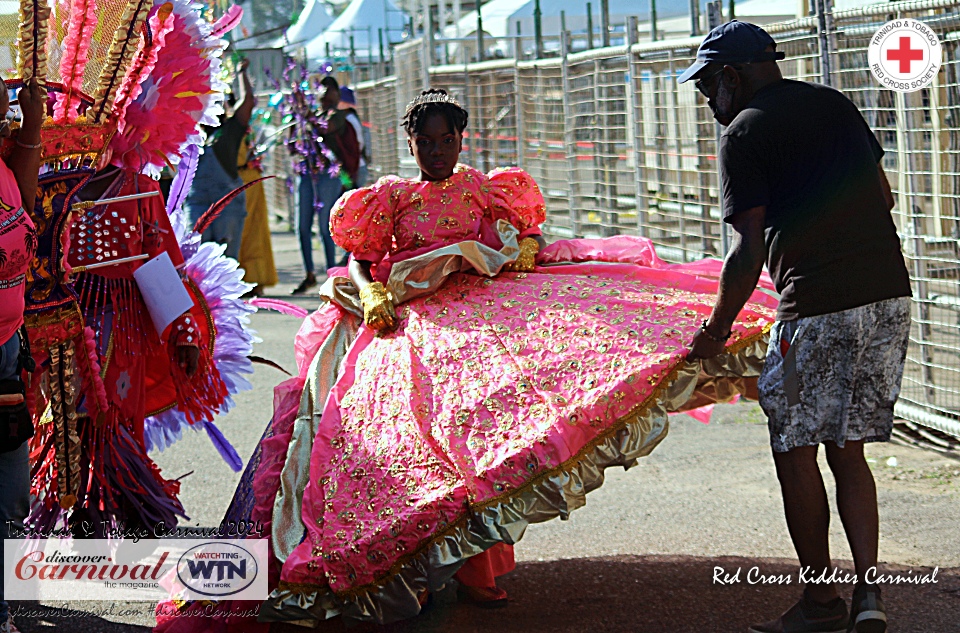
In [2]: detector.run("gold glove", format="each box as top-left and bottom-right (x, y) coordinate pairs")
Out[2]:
(506, 237), (540, 272)
(359, 282), (397, 331)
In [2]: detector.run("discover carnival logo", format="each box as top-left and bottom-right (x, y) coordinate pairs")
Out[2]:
(868, 19), (943, 93)
(3, 538), (268, 601)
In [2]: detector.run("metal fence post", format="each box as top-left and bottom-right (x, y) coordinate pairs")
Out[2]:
(896, 89), (936, 403)
(667, 49), (688, 260)
(515, 34), (525, 169)
(421, 26), (431, 90)
(560, 30), (579, 236)
(626, 16), (647, 238)
(379, 28), (385, 79)
(814, 0), (834, 87)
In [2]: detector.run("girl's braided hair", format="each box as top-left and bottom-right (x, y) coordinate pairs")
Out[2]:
(402, 88), (469, 136)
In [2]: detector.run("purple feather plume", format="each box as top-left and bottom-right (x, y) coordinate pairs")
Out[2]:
(203, 421), (243, 472)
(167, 142), (200, 217)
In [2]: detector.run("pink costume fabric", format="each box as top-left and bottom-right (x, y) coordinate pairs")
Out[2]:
(268, 165), (775, 622)
(155, 165), (776, 630)
(0, 159), (35, 343)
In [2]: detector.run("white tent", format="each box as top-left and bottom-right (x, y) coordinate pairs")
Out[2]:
(304, 0), (408, 64)
(443, 0), (692, 41)
(285, 0), (335, 49)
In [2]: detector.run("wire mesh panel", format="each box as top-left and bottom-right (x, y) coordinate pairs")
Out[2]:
(394, 40), (428, 178)
(355, 77), (400, 181)
(425, 65), (471, 166)
(517, 60), (571, 238)
(333, 0), (960, 438)
(262, 141), (296, 229)
(830, 2), (960, 435)
(631, 40), (724, 263)
(565, 48), (632, 239)
(463, 62), (520, 172)
(428, 62), (519, 173)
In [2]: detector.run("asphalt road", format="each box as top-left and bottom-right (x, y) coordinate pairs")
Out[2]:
(9, 232), (960, 632)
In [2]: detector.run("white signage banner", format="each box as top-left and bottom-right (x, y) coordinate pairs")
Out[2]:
(4, 538), (268, 601)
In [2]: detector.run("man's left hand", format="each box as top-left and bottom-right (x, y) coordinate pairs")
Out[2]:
(176, 346), (200, 377)
(17, 78), (46, 136)
(687, 327), (728, 360)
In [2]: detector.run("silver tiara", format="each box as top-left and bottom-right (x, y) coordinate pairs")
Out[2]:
(410, 91), (461, 108)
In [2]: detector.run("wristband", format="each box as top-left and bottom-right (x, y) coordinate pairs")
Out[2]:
(16, 139), (41, 149)
(700, 320), (732, 343)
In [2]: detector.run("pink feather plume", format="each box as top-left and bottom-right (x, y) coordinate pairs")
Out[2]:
(112, 3), (175, 133)
(54, 0), (98, 122)
(210, 4), (243, 38)
(247, 298), (309, 318)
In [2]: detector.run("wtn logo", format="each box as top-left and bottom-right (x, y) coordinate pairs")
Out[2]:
(177, 542), (261, 597)
(186, 559), (247, 581)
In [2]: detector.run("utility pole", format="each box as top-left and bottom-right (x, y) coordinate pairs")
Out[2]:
(560, 11), (567, 54)
(706, 0), (723, 29)
(534, 0), (543, 59)
(650, 0), (658, 42)
(600, 0), (609, 47)
(586, 2), (594, 49)
(689, 0), (700, 36)
(477, 14), (484, 62)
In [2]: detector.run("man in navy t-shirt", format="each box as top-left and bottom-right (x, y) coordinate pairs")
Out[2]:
(683, 21), (910, 633)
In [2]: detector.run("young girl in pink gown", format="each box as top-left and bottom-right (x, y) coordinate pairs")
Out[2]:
(156, 89), (777, 631)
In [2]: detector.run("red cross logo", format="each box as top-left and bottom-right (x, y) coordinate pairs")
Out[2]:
(887, 36), (924, 74)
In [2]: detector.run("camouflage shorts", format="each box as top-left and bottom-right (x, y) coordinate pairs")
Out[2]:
(758, 297), (912, 453)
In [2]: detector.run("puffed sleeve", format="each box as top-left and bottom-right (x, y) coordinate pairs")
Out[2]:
(329, 177), (396, 262)
(485, 167), (547, 238)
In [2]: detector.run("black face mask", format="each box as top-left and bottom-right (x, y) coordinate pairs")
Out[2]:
(708, 78), (737, 127)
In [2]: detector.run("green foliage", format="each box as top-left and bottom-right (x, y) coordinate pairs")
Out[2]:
(250, 0), (303, 34)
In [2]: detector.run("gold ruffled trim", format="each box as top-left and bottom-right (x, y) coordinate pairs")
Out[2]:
(17, 0), (50, 81)
(265, 328), (770, 624)
(89, 0), (151, 122)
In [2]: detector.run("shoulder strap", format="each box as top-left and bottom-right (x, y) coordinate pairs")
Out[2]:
(18, 324), (35, 373)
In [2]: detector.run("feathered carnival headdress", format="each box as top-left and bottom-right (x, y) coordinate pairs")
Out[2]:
(107, 1), (241, 176)
(6, 0), (155, 167)
(5, 0), (239, 173)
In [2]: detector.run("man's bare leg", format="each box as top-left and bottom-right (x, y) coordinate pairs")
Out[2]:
(825, 439), (878, 581)
(772, 444), (839, 603)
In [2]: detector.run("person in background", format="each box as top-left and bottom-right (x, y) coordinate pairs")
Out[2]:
(237, 125), (278, 296)
(338, 86), (369, 188)
(684, 21), (911, 633)
(290, 76), (359, 295)
(185, 58), (255, 260)
(0, 78), (45, 633)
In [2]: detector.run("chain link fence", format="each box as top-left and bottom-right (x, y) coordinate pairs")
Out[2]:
(264, 0), (960, 440)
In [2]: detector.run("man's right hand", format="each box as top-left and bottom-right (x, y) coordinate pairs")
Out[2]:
(359, 281), (397, 332)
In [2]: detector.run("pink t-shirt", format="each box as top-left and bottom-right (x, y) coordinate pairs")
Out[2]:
(0, 160), (35, 344)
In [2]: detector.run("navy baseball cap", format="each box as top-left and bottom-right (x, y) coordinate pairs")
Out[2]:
(339, 86), (357, 105)
(677, 20), (785, 84)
